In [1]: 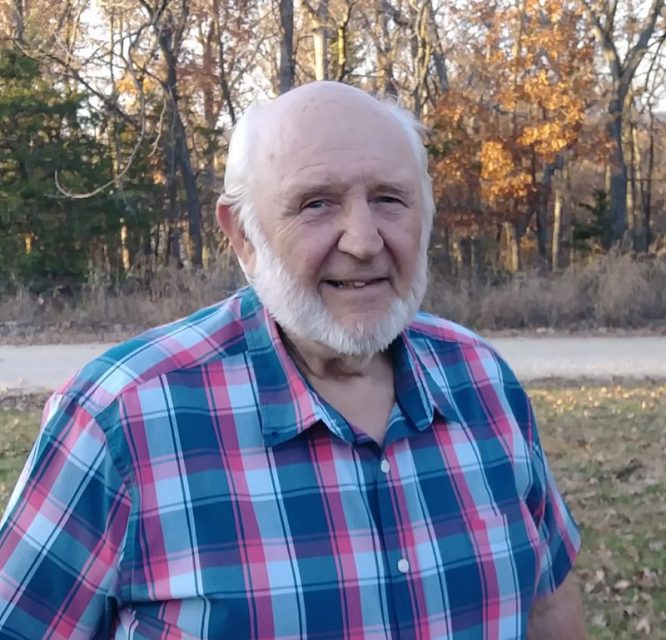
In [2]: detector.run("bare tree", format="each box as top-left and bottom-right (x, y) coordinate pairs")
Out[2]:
(579, 0), (665, 245)
(135, 0), (204, 267)
(638, 29), (666, 250)
(278, 0), (295, 92)
(303, 0), (329, 80)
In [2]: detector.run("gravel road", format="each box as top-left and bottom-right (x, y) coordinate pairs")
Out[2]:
(1, 337), (665, 393)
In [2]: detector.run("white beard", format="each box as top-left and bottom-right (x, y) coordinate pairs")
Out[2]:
(243, 222), (428, 357)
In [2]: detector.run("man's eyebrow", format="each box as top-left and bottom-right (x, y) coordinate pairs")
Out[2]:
(370, 182), (412, 196)
(281, 179), (414, 200)
(280, 182), (344, 203)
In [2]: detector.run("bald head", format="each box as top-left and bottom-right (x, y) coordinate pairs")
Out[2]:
(255, 82), (394, 152)
(263, 81), (382, 121)
(219, 81), (434, 237)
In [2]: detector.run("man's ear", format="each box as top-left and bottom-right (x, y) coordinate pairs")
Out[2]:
(216, 198), (257, 278)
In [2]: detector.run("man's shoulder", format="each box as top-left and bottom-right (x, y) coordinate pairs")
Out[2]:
(406, 311), (529, 418)
(407, 310), (493, 353)
(59, 288), (252, 416)
(405, 311), (521, 383)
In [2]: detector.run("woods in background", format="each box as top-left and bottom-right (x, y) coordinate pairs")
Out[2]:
(0, 0), (665, 293)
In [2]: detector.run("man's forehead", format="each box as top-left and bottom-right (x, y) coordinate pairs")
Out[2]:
(268, 81), (383, 117)
(255, 83), (397, 151)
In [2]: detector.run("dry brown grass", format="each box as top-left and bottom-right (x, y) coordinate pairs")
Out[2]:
(424, 253), (666, 331)
(0, 254), (245, 340)
(0, 253), (665, 339)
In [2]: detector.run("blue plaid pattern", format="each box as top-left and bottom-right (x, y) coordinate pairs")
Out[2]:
(0, 287), (580, 638)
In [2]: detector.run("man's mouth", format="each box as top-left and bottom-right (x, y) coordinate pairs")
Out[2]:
(325, 278), (386, 289)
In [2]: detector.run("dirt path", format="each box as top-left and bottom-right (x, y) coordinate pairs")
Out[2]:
(1, 337), (666, 393)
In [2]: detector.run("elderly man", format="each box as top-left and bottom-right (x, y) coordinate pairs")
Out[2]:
(0, 82), (585, 639)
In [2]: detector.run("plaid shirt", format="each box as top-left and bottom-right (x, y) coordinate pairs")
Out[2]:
(0, 287), (579, 639)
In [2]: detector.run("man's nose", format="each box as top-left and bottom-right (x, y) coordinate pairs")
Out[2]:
(337, 199), (384, 260)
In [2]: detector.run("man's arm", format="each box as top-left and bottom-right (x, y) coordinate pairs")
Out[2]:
(527, 573), (588, 639)
(0, 394), (130, 638)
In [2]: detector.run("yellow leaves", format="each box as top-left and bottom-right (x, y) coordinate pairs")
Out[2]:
(115, 74), (157, 96)
(522, 75), (586, 117)
(151, 170), (166, 185)
(428, 0), (596, 224)
(480, 141), (513, 176)
(518, 121), (572, 159)
(480, 140), (532, 202)
(115, 74), (138, 95)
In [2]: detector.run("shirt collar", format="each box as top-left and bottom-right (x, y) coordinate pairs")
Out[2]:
(240, 288), (324, 447)
(392, 327), (463, 431)
(240, 287), (461, 448)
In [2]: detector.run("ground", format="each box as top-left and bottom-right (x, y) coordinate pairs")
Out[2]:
(1, 383), (665, 638)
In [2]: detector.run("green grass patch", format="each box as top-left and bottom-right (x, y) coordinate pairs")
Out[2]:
(1, 384), (665, 637)
(529, 382), (666, 639)
(0, 395), (43, 512)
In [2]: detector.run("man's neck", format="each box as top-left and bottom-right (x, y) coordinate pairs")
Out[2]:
(280, 329), (392, 382)
(280, 329), (396, 444)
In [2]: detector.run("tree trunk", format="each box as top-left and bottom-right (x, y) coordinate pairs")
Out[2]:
(503, 221), (521, 273)
(410, 0), (449, 115)
(643, 105), (655, 251)
(213, 0), (237, 124)
(625, 118), (637, 249)
(535, 160), (558, 273)
(375, 0), (398, 96)
(12, 0), (25, 42)
(411, 1), (428, 116)
(159, 23), (203, 267)
(604, 162), (612, 195)
(535, 199), (547, 272)
(163, 127), (181, 266)
(425, 0), (448, 93)
(581, 0), (664, 245)
(551, 187), (562, 271)
(607, 102), (628, 245)
(174, 113), (203, 267)
(335, 1), (352, 81)
(278, 0), (295, 93)
(630, 119), (645, 251)
(312, 0), (329, 80)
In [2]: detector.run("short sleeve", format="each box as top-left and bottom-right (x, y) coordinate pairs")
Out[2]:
(529, 407), (581, 598)
(0, 393), (131, 638)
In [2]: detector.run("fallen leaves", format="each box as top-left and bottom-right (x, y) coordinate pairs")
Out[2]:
(530, 382), (666, 639)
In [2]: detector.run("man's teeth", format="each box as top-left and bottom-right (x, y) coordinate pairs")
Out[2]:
(331, 280), (372, 288)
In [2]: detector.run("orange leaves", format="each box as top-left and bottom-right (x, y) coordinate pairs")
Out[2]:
(518, 121), (574, 159)
(480, 141), (532, 202)
(428, 0), (594, 233)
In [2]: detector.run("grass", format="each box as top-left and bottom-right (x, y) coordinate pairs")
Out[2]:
(1, 383), (665, 637)
(423, 252), (666, 331)
(0, 395), (44, 511)
(530, 382), (666, 638)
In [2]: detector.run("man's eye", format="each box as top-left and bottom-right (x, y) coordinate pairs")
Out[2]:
(302, 199), (328, 210)
(375, 195), (403, 205)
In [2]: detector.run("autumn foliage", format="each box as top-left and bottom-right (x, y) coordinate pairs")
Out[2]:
(0, 0), (664, 288)
(429, 0), (598, 269)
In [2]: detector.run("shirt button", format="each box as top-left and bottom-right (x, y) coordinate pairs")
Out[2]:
(397, 558), (410, 573)
(380, 459), (391, 474)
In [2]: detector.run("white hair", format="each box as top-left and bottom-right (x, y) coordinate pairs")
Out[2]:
(218, 89), (435, 245)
